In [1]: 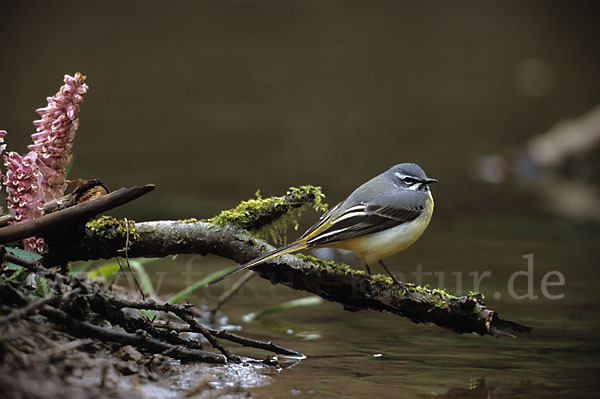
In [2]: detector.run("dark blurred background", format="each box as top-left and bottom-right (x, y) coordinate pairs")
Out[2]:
(2, 2), (600, 396)
(1, 1), (598, 222)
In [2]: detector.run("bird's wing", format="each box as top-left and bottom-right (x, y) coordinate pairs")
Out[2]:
(298, 200), (344, 240)
(303, 190), (428, 247)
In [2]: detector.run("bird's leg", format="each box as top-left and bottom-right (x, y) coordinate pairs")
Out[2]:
(364, 263), (373, 275)
(379, 260), (401, 285)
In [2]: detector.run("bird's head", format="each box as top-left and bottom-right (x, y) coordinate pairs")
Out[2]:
(389, 163), (438, 192)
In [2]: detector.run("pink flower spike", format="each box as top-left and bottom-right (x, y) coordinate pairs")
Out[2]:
(0, 73), (89, 254)
(1, 151), (44, 239)
(0, 73), (89, 253)
(28, 72), (89, 202)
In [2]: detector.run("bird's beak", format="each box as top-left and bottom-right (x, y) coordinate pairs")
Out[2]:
(424, 178), (438, 184)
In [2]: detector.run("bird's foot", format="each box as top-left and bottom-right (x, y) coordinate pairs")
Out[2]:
(379, 260), (402, 285)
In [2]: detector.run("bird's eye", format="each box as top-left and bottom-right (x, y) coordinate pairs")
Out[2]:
(403, 177), (416, 184)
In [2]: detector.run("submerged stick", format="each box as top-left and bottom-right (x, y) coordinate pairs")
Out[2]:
(152, 320), (304, 358)
(211, 270), (256, 313)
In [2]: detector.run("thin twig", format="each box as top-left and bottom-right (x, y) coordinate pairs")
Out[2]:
(211, 270), (256, 313)
(151, 320), (304, 357)
(33, 338), (94, 361)
(91, 295), (193, 313)
(0, 295), (56, 325)
(168, 308), (238, 362)
(0, 287), (81, 325)
(123, 217), (145, 300)
(208, 328), (304, 358)
(39, 305), (226, 363)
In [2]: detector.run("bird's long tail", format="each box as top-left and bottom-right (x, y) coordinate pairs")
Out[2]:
(207, 241), (308, 285)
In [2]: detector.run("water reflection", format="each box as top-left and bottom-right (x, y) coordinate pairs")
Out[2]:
(418, 377), (538, 399)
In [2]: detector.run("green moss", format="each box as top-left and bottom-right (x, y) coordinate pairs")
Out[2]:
(400, 284), (459, 308)
(258, 205), (303, 245)
(86, 216), (138, 241)
(294, 254), (459, 303)
(369, 274), (394, 285)
(206, 192), (273, 230)
(207, 185), (328, 245)
(295, 254), (363, 276)
(287, 185), (328, 213)
(468, 291), (485, 300)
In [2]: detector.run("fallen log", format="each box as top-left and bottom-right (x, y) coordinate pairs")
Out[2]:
(43, 218), (531, 337)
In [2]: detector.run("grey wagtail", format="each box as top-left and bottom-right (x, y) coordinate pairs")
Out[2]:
(209, 163), (437, 285)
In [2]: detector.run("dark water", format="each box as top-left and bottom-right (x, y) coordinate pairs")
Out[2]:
(2, 1), (600, 397)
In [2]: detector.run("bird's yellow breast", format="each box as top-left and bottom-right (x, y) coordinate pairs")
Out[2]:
(326, 193), (434, 264)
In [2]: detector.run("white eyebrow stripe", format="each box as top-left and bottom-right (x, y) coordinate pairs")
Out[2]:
(394, 172), (408, 179)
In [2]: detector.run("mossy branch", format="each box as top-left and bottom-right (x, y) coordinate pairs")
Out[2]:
(40, 186), (531, 338)
(207, 185), (327, 245)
